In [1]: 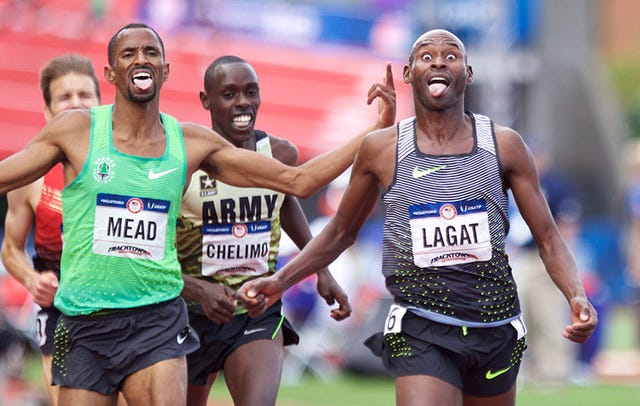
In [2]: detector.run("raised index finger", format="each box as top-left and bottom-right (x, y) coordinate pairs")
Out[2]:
(383, 61), (395, 90)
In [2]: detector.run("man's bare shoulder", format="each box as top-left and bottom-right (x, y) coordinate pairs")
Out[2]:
(361, 124), (397, 154)
(356, 124), (397, 187)
(494, 124), (531, 173)
(494, 124), (527, 153)
(45, 109), (92, 137)
(33, 109), (92, 153)
(267, 134), (298, 165)
(180, 122), (228, 146)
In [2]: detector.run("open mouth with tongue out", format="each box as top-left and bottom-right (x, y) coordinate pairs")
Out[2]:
(428, 77), (448, 98)
(132, 72), (153, 91)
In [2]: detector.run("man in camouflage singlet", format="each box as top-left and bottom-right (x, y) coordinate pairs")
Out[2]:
(0, 23), (395, 406)
(178, 55), (354, 406)
(1, 54), (101, 406)
(237, 29), (598, 406)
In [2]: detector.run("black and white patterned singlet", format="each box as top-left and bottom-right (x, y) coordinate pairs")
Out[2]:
(381, 112), (521, 327)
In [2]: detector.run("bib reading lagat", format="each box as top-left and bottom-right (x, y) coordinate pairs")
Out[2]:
(201, 220), (271, 277)
(409, 198), (492, 267)
(93, 193), (169, 259)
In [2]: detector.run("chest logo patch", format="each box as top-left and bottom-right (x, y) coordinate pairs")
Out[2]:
(93, 157), (116, 184)
(412, 165), (446, 179)
(199, 175), (217, 197)
(148, 167), (178, 180)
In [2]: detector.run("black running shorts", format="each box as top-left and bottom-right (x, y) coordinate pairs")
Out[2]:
(51, 297), (199, 394)
(186, 300), (298, 386)
(365, 310), (527, 397)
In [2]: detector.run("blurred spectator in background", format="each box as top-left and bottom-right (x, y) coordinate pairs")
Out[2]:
(280, 169), (390, 381)
(625, 140), (640, 349)
(0, 271), (38, 404)
(558, 206), (607, 385)
(509, 138), (604, 387)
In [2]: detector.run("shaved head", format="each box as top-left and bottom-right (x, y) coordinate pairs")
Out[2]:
(408, 29), (466, 65)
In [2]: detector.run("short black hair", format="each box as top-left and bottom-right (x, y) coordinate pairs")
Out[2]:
(107, 23), (165, 66)
(203, 55), (249, 89)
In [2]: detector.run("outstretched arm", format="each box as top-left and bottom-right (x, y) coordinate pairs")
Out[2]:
(236, 128), (394, 317)
(269, 135), (352, 321)
(0, 109), (89, 195)
(499, 126), (597, 343)
(198, 63), (396, 198)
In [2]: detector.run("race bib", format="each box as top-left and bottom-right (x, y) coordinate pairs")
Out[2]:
(510, 315), (527, 340)
(409, 198), (492, 267)
(201, 220), (271, 277)
(35, 312), (49, 347)
(93, 193), (169, 260)
(384, 303), (408, 335)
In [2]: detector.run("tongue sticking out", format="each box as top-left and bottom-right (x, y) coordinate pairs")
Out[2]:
(429, 83), (447, 97)
(133, 78), (153, 91)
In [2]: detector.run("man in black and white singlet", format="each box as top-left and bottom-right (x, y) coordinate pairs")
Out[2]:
(237, 29), (598, 406)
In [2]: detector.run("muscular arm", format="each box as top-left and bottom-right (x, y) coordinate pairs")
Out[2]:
(236, 127), (397, 315)
(1, 181), (59, 307)
(0, 109), (90, 195)
(272, 136), (352, 320)
(498, 126), (597, 342)
(191, 63), (396, 198)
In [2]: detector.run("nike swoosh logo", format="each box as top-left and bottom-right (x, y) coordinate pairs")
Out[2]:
(176, 327), (189, 344)
(243, 327), (266, 336)
(485, 365), (512, 380)
(412, 165), (446, 179)
(148, 168), (178, 180)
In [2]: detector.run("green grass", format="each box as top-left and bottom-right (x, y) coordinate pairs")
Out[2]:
(516, 384), (640, 406)
(16, 304), (640, 405)
(205, 304), (640, 405)
(209, 373), (395, 406)
(207, 372), (640, 406)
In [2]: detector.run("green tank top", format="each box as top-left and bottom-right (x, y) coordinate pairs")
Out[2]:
(55, 105), (187, 316)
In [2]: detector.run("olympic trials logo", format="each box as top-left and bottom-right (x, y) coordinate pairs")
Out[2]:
(232, 224), (248, 238)
(439, 203), (457, 220)
(126, 198), (144, 213)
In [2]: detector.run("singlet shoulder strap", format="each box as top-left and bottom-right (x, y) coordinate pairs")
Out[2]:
(397, 116), (416, 163)
(469, 112), (497, 156)
(90, 105), (113, 151)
